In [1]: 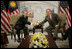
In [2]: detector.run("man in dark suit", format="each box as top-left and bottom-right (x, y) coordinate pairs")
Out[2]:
(39, 9), (61, 39)
(14, 10), (31, 42)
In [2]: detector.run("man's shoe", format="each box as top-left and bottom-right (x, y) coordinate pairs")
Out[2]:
(17, 39), (21, 43)
(14, 39), (16, 42)
(53, 37), (57, 41)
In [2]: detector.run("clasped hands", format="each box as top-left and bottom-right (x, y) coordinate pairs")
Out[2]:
(25, 22), (38, 27)
(25, 21), (42, 27)
(31, 21), (39, 26)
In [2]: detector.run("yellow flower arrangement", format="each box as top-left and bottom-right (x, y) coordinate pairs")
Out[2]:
(29, 32), (49, 48)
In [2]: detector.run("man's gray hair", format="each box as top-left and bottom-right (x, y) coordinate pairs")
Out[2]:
(22, 9), (28, 13)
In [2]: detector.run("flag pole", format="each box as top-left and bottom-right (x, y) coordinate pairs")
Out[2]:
(58, 1), (60, 13)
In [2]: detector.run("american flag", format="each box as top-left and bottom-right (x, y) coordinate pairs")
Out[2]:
(1, 1), (12, 33)
(59, 1), (71, 30)
(8, 1), (19, 16)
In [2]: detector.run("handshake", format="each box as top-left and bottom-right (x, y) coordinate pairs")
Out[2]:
(31, 21), (39, 26)
(25, 21), (43, 27)
(31, 21), (43, 28)
(25, 21), (38, 27)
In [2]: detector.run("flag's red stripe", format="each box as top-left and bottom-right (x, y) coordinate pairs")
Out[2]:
(15, 9), (19, 14)
(65, 9), (71, 22)
(8, 9), (11, 15)
(1, 28), (4, 31)
(67, 7), (69, 13)
(1, 11), (9, 21)
(67, 7), (71, 20)
(65, 10), (71, 27)
(60, 8), (70, 30)
(1, 9), (11, 33)
(4, 9), (10, 22)
(65, 16), (70, 28)
(4, 9), (7, 13)
(1, 16), (11, 30)
(1, 28), (5, 33)
(65, 20), (69, 30)
(60, 8), (64, 14)
(12, 11), (15, 14)
(1, 11), (10, 24)
(1, 22), (10, 33)
(66, 21), (70, 30)
(8, 15), (10, 22)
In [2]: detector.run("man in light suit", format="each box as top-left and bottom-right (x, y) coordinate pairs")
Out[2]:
(39, 9), (61, 40)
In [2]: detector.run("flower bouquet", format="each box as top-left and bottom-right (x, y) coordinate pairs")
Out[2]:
(29, 32), (49, 48)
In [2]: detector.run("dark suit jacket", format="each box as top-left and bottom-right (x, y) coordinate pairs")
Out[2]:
(14, 15), (31, 30)
(40, 13), (61, 27)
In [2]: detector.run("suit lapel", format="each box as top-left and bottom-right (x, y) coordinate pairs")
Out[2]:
(51, 14), (55, 22)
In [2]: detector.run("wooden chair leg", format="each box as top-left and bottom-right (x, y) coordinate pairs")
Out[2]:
(10, 24), (13, 39)
(11, 32), (13, 39)
(42, 28), (43, 33)
(33, 28), (35, 34)
(13, 29), (16, 42)
(20, 30), (23, 39)
(14, 34), (16, 42)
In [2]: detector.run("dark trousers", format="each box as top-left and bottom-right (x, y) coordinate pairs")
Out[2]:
(45, 26), (59, 38)
(16, 27), (29, 40)
(63, 28), (72, 48)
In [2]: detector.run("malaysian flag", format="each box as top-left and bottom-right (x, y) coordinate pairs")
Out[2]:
(8, 1), (19, 16)
(59, 1), (71, 30)
(1, 1), (12, 34)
